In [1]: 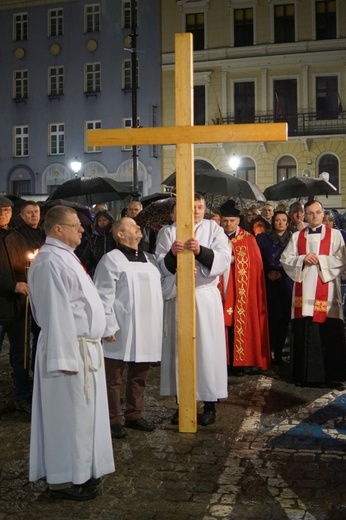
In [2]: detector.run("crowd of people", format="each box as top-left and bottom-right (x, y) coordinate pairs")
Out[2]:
(1, 193), (346, 501)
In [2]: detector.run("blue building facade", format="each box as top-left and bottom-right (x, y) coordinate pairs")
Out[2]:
(0, 0), (161, 198)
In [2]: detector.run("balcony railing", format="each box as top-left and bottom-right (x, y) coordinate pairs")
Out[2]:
(214, 110), (346, 137)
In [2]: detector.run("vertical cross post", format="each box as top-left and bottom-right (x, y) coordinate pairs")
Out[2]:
(175, 33), (197, 432)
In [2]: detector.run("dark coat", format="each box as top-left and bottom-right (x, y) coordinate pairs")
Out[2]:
(80, 226), (117, 275)
(0, 227), (28, 321)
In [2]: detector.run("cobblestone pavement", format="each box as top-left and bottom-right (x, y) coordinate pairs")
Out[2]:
(0, 342), (345, 520)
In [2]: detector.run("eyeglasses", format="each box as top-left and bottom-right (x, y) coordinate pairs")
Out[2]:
(0, 207), (12, 213)
(305, 211), (323, 217)
(58, 222), (82, 229)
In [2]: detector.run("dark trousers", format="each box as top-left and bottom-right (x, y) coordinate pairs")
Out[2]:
(0, 319), (31, 401)
(105, 358), (150, 425)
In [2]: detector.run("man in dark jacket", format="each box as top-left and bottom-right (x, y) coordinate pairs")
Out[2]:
(0, 196), (32, 412)
(15, 201), (46, 372)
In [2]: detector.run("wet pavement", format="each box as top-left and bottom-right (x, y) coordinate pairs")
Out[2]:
(0, 340), (345, 520)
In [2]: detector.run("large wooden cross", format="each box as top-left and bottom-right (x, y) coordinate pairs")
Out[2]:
(88, 33), (287, 433)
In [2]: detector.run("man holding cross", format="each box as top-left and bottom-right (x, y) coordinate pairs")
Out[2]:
(156, 193), (230, 425)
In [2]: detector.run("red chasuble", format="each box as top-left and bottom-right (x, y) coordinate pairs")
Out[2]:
(223, 230), (271, 370)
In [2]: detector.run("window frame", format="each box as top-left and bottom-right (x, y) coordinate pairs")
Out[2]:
(122, 117), (140, 151)
(48, 66), (64, 96)
(48, 7), (63, 37)
(84, 3), (101, 33)
(85, 120), (102, 153)
(13, 12), (28, 41)
(84, 62), (101, 93)
(122, 0), (138, 29)
(49, 123), (65, 155)
(13, 69), (28, 100)
(122, 58), (139, 90)
(13, 125), (29, 157)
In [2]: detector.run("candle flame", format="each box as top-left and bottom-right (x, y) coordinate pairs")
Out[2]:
(27, 249), (39, 262)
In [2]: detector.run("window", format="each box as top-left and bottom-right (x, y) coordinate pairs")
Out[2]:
(13, 126), (28, 157)
(274, 79), (298, 134)
(122, 117), (140, 151)
(122, 59), (139, 90)
(276, 156), (297, 182)
(85, 63), (101, 93)
(194, 85), (205, 125)
(237, 157), (256, 184)
(85, 4), (100, 33)
(318, 154), (339, 192)
(234, 82), (255, 123)
(274, 4), (295, 43)
(13, 13), (27, 41)
(12, 180), (31, 196)
(234, 8), (253, 47)
(49, 123), (64, 155)
(13, 70), (28, 100)
(85, 121), (102, 152)
(186, 13), (204, 51)
(315, 0), (336, 40)
(123, 0), (138, 29)
(48, 8), (63, 37)
(316, 76), (340, 120)
(48, 66), (64, 96)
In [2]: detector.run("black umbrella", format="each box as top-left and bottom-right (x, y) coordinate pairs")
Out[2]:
(162, 169), (266, 202)
(47, 176), (131, 205)
(263, 176), (337, 201)
(40, 199), (93, 229)
(140, 192), (173, 207)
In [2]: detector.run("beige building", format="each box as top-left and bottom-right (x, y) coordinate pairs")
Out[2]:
(161, 0), (346, 208)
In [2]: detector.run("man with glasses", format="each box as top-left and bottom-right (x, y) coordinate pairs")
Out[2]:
(0, 195), (32, 413)
(28, 206), (114, 500)
(281, 200), (346, 388)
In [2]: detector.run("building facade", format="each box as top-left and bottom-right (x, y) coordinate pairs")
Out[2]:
(0, 0), (161, 198)
(161, 0), (346, 207)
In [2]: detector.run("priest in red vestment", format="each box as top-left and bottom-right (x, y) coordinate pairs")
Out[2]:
(219, 200), (271, 375)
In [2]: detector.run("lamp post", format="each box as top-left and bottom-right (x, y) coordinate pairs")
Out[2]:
(123, 0), (139, 197)
(70, 158), (82, 178)
(229, 154), (240, 174)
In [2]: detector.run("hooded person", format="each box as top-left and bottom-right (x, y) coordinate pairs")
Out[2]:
(218, 199), (271, 376)
(80, 210), (117, 276)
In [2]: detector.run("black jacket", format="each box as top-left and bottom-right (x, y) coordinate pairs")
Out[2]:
(0, 227), (28, 321)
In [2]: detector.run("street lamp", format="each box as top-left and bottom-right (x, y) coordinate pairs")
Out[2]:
(229, 154), (240, 173)
(70, 158), (82, 177)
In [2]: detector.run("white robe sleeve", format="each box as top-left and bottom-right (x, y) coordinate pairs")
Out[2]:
(93, 255), (120, 338)
(280, 233), (306, 282)
(29, 261), (80, 374)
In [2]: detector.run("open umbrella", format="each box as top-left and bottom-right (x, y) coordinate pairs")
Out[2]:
(140, 192), (173, 208)
(263, 176), (337, 201)
(40, 199), (93, 229)
(135, 198), (176, 228)
(162, 169), (266, 202)
(47, 176), (131, 205)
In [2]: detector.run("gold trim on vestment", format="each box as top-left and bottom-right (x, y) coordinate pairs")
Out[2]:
(233, 243), (249, 362)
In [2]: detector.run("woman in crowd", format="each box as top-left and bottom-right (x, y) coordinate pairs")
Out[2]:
(256, 211), (293, 365)
(80, 210), (117, 276)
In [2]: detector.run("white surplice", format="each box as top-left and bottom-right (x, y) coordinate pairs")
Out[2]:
(28, 237), (114, 485)
(93, 249), (163, 362)
(280, 226), (346, 319)
(156, 219), (230, 402)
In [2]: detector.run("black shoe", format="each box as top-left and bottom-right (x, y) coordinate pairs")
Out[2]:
(200, 403), (216, 426)
(111, 424), (127, 439)
(170, 410), (179, 425)
(48, 485), (98, 501)
(124, 418), (156, 431)
(81, 477), (102, 488)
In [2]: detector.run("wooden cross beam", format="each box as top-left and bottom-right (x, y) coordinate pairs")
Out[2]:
(87, 33), (287, 433)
